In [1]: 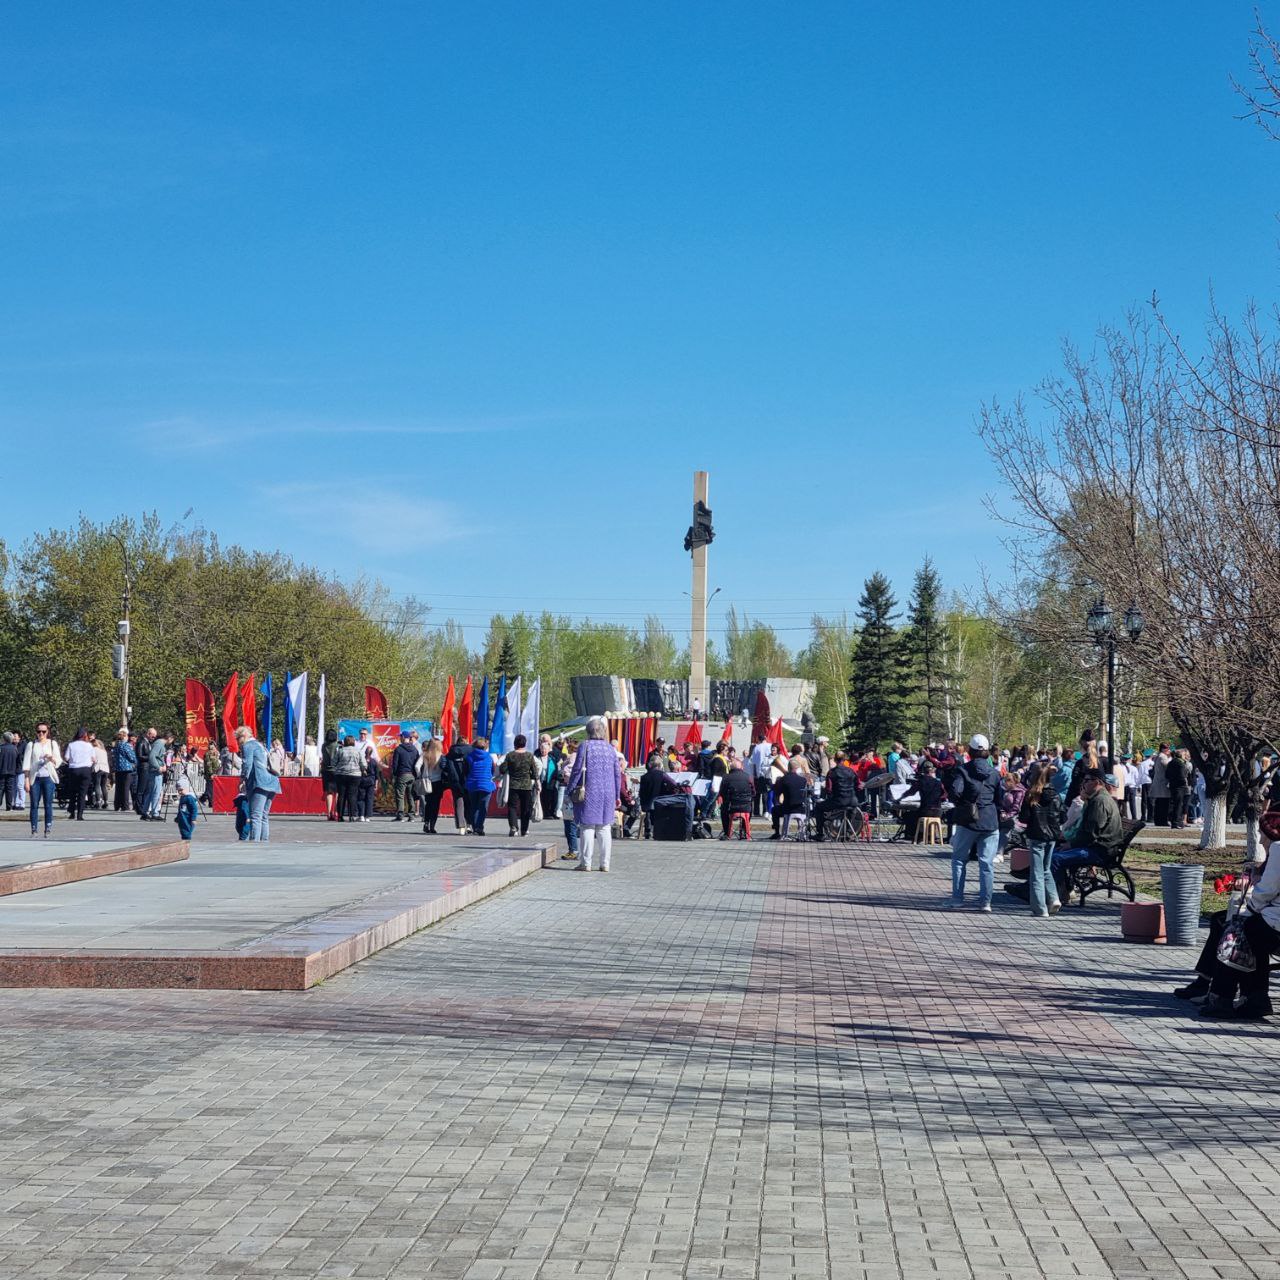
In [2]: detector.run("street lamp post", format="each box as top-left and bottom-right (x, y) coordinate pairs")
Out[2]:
(1086, 597), (1144, 753)
(109, 534), (132, 730)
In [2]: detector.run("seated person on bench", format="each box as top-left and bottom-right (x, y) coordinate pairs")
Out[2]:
(813, 751), (860, 841)
(1192, 811), (1280, 1022)
(771, 759), (809, 839)
(718, 759), (754, 839)
(1052, 768), (1122, 901)
(898, 760), (944, 842)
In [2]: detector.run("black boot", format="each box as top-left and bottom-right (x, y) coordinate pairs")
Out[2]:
(1174, 976), (1212, 1000)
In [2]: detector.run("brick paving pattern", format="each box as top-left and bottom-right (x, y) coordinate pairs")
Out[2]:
(1, 832), (1279, 1278)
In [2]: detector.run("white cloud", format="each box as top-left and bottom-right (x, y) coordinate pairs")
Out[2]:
(261, 481), (469, 552)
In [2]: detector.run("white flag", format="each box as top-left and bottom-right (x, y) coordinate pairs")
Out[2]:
(287, 672), (308, 762)
(317, 673), (327, 747)
(503, 677), (521, 754)
(519, 678), (541, 748)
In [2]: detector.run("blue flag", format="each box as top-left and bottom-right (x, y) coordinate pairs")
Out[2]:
(489, 674), (507, 755)
(261, 673), (274, 747)
(283, 669), (295, 753)
(476, 676), (490, 748)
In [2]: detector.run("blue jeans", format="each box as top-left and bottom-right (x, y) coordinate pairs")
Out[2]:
(247, 788), (274, 842)
(563, 817), (579, 854)
(144, 771), (163, 817)
(29, 776), (55, 832)
(1027, 838), (1060, 914)
(950, 826), (998, 905)
(467, 790), (491, 834)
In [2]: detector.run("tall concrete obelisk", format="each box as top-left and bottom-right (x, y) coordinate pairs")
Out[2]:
(688, 470), (710, 717)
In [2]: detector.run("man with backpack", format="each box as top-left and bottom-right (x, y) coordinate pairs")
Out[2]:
(944, 733), (1005, 911)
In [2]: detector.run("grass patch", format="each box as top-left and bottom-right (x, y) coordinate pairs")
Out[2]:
(1125, 843), (1241, 915)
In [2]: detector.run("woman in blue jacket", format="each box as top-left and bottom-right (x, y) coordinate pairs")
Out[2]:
(464, 736), (496, 835)
(236, 726), (281, 842)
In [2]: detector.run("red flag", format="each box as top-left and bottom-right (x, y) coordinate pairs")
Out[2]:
(364, 685), (388, 719)
(751, 689), (771, 744)
(675, 721), (701, 752)
(240, 672), (257, 738)
(767, 716), (787, 757)
(458, 676), (474, 742)
(221, 672), (240, 747)
(719, 718), (734, 744)
(185, 679), (216, 750)
(440, 676), (456, 752)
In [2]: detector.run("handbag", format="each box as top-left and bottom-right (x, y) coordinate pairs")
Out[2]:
(571, 746), (588, 805)
(1217, 916), (1257, 972)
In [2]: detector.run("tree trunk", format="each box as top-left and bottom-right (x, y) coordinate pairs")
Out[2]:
(1246, 814), (1260, 863)
(1199, 792), (1228, 850)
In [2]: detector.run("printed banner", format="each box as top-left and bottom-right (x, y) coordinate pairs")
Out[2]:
(185, 679), (217, 750)
(335, 719), (434, 760)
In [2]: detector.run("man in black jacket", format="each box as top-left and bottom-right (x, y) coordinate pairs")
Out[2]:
(944, 733), (1005, 911)
(813, 753), (859, 841)
(0, 732), (19, 810)
(390, 732), (420, 821)
(770, 760), (810, 839)
(717, 760), (754, 839)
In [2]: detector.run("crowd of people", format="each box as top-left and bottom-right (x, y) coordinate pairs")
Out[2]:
(2, 711), (1277, 1020)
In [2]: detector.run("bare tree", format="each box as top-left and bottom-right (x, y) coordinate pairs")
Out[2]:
(978, 312), (1280, 848)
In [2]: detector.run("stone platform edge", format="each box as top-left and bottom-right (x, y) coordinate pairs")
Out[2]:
(0, 839), (189, 897)
(0, 842), (557, 991)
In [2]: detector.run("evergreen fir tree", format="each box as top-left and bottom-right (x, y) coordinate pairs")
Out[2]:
(496, 634), (519, 680)
(903, 557), (954, 744)
(842, 572), (910, 750)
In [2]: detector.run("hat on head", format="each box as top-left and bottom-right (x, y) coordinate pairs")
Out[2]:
(968, 733), (990, 751)
(400, 730), (412, 738)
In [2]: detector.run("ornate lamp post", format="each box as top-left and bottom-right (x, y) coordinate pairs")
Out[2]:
(1086, 597), (1144, 753)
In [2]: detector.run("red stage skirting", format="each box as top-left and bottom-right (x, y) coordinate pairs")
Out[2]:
(211, 776), (327, 815)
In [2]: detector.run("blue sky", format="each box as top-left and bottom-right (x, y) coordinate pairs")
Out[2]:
(3, 2), (1277, 647)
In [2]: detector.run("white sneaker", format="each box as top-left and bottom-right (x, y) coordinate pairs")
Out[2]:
(980, 903), (992, 913)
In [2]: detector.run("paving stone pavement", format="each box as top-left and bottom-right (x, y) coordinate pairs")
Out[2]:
(1, 834), (1279, 1279)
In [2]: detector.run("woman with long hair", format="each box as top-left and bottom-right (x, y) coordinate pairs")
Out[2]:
(1019, 763), (1064, 918)
(420, 737), (445, 833)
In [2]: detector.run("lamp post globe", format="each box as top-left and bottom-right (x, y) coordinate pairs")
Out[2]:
(1124, 602), (1144, 640)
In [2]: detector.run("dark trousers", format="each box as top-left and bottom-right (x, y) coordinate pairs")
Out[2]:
(466, 789), (490, 834)
(93, 772), (109, 807)
(1153, 796), (1169, 826)
(114, 771), (135, 810)
(1211, 913), (1280, 1009)
(338, 776), (360, 819)
(1169, 787), (1190, 829)
(508, 788), (533, 836)
(358, 776), (376, 819)
(453, 795), (468, 830)
(1141, 784), (1152, 822)
(421, 787), (443, 830)
(135, 768), (149, 814)
(66, 766), (92, 820)
(0, 773), (16, 809)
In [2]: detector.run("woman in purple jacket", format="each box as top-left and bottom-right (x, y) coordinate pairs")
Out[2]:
(566, 716), (623, 872)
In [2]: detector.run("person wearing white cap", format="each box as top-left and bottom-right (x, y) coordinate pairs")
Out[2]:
(944, 733), (1005, 911)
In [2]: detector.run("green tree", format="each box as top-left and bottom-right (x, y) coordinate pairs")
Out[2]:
(903, 558), (955, 744)
(843, 572), (909, 750)
(722, 607), (793, 679)
(496, 634), (520, 680)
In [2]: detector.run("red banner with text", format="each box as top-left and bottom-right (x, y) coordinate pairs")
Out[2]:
(185, 679), (217, 750)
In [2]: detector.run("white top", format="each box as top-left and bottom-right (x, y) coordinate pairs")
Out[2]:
(23, 739), (62, 780)
(65, 740), (95, 769)
(1247, 845), (1280, 930)
(302, 744), (321, 776)
(94, 745), (110, 771)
